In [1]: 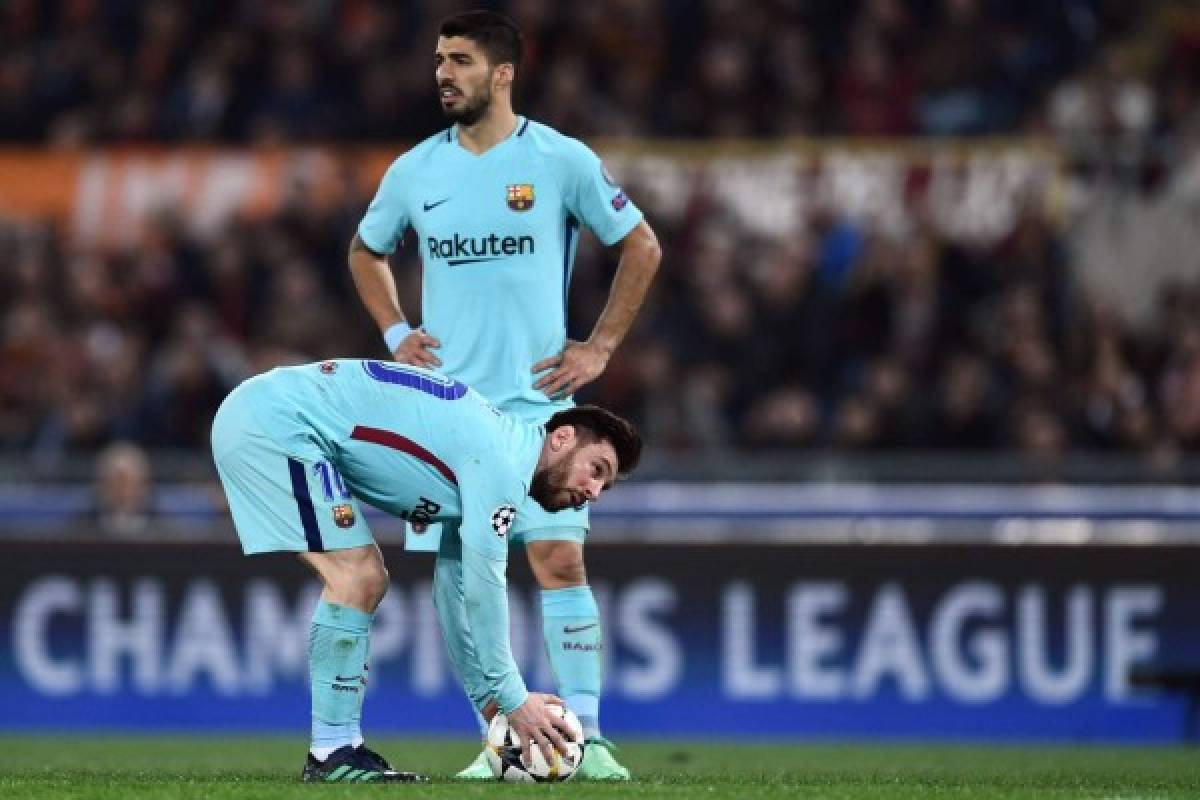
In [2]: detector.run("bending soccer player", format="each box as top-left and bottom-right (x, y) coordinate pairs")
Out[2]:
(210, 359), (642, 783)
(349, 10), (661, 780)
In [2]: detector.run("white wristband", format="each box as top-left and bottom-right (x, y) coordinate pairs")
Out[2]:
(383, 321), (413, 353)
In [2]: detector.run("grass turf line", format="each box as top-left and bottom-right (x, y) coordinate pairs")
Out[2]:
(1, 736), (1198, 799)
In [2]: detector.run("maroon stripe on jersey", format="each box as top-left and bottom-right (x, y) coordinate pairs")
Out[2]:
(349, 425), (458, 485)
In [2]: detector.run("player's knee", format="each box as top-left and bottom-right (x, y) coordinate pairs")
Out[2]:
(310, 548), (389, 611)
(358, 560), (390, 608)
(548, 554), (586, 586)
(528, 541), (587, 588)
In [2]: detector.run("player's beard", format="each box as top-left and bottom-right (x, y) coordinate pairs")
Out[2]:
(442, 82), (492, 126)
(529, 452), (585, 512)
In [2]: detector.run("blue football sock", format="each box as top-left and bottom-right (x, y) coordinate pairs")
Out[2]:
(309, 600), (372, 758)
(541, 586), (603, 738)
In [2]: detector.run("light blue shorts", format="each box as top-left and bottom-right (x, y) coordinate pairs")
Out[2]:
(508, 493), (588, 545)
(211, 384), (375, 555)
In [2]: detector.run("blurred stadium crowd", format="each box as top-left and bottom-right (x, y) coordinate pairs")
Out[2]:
(2, 0), (1200, 469)
(0, 0), (1180, 142)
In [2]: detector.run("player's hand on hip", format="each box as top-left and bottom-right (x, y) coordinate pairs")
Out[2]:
(507, 692), (574, 766)
(393, 331), (442, 369)
(532, 340), (609, 399)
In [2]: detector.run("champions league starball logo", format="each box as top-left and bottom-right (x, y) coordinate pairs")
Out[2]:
(490, 505), (517, 537)
(601, 164), (628, 210)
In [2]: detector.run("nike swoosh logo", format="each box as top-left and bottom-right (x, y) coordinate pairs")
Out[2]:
(446, 257), (500, 266)
(563, 623), (598, 634)
(423, 198), (450, 211)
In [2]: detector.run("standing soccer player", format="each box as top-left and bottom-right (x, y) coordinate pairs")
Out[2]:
(348, 10), (661, 781)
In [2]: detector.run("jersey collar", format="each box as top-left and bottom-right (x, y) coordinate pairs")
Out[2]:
(448, 116), (528, 155)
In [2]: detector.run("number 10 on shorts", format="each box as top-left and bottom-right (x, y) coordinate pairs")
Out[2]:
(313, 461), (351, 503)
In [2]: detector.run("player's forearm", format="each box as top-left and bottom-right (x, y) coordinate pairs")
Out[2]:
(347, 234), (409, 333)
(587, 221), (662, 354)
(461, 546), (529, 713)
(432, 550), (494, 712)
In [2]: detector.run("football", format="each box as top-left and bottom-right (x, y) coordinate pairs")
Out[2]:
(484, 705), (585, 782)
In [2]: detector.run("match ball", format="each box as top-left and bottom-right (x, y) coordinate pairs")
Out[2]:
(485, 705), (585, 782)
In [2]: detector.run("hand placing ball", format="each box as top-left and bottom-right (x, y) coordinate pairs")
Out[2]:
(485, 703), (585, 782)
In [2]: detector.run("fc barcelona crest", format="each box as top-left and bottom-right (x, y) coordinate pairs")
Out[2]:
(506, 183), (535, 211)
(332, 504), (355, 528)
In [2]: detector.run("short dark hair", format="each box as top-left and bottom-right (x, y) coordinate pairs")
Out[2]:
(547, 405), (643, 477)
(439, 10), (523, 69)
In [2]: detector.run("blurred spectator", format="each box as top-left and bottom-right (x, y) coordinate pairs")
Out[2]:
(742, 387), (821, 449)
(930, 353), (1000, 449)
(1049, 44), (1156, 180)
(832, 395), (882, 450)
(745, 237), (834, 389)
(916, 0), (1007, 135)
(837, 23), (916, 135)
(1012, 401), (1068, 463)
(0, 300), (58, 447)
(138, 304), (246, 448)
(1161, 332), (1200, 449)
(88, 441), (156, 538)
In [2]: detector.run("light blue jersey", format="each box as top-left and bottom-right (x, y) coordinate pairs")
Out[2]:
(357, 117), (643, 422)
(211, 359), (544, 712)
(241, 360), (540, 531)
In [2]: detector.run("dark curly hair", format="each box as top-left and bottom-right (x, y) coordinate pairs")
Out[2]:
(546, 405), (643, 477)
(439, 10), (524, 69)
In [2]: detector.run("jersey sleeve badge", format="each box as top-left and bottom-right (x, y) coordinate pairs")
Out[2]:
(491, 504), (518, 537)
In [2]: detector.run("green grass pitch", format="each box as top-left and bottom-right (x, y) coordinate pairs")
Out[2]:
(1, 735), (1198, 799)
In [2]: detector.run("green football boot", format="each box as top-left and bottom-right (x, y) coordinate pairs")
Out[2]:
(455, 747), (495, 780)
(576, 736), (631, 781)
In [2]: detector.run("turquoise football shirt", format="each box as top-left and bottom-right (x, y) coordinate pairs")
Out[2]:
(357, 117), (644, 422)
